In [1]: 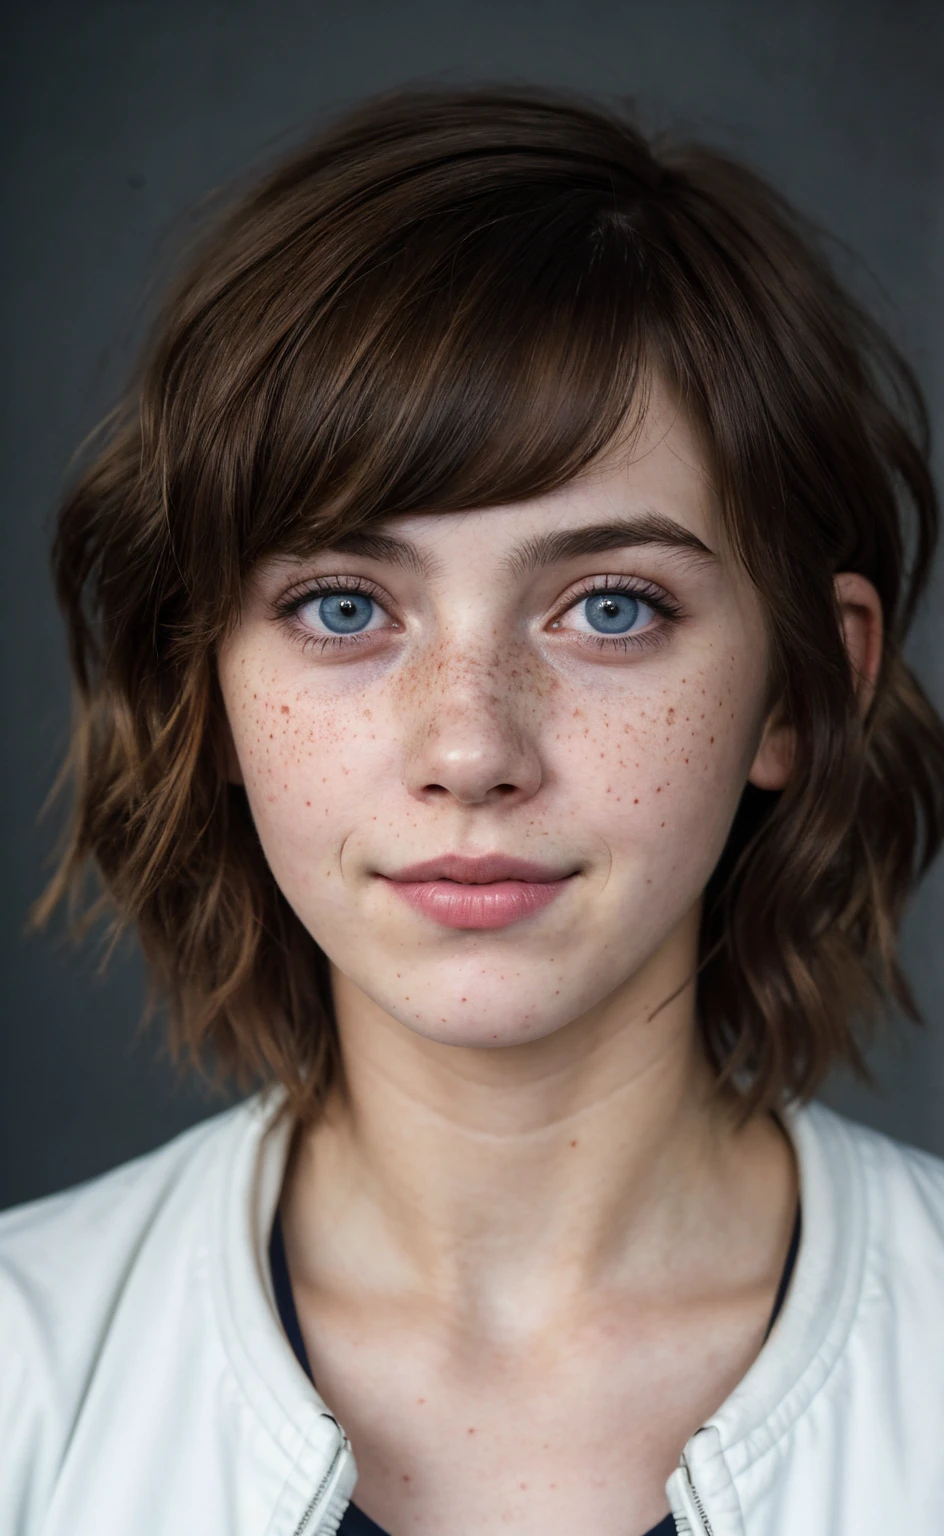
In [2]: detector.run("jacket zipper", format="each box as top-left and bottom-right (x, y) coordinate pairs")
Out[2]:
(290, 1429), (346, 1536)
(676, 1450), (714, 1536)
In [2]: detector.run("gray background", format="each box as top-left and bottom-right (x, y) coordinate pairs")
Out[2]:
(2, 0), (942, 1209)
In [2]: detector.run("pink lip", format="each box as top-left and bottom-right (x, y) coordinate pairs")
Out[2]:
(380, 854), (578, 931)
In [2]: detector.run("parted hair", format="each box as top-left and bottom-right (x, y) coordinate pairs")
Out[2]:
(38, 86), (944, 1124)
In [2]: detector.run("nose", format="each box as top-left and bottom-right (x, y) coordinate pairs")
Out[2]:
(400, 643), (544, 808)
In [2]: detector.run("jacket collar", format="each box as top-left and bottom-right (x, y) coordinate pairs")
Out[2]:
(207, 1087), (357, 1534)
(668, 1100), (869, 1533)
(710, 1101), (867, 1455)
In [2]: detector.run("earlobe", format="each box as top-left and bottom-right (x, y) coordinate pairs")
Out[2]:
(748, 712), (795, 792)
(747, 572), (883, 794)
(833, 571), (883, 715)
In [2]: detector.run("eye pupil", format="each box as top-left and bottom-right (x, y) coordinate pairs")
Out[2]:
(319, 592), (373, 634)
(585, 591), (640, 634)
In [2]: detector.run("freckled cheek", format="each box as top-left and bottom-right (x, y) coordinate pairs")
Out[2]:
(230, 692), (381, 866)
(554, 688), (748, 858)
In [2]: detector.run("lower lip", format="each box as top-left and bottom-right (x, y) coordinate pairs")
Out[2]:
(382, 876), (575, 930)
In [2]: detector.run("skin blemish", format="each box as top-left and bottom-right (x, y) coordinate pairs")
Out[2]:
(570, 1139), (578, 1148)
(280, 704), (290, 715)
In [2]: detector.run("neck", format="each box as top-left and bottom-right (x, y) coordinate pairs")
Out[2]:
(281, 913), (795, 1330)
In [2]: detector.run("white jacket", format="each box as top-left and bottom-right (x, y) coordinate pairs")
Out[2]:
(2, 1087), (943, 1536)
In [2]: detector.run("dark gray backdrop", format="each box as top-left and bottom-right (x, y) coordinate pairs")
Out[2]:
(3, 0), (942, 1209)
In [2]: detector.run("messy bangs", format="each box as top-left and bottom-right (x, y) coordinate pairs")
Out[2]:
(146, 128), (661, 629)
(40, 87), (944, 1122)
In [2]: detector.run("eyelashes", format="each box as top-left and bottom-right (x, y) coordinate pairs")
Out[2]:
(272, 572), (684, 657)
(550, 574), (683, 652)
(272, 574), (395, 654)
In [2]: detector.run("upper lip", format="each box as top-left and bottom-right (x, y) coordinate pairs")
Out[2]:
(382, 854), (576, 884)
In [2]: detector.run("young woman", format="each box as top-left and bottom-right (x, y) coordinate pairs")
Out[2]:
(2, 87), (944, 1536)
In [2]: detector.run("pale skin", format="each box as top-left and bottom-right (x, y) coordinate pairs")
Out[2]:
(218, 384), (883, 1535)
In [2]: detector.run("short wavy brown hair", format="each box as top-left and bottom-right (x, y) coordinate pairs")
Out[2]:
(39, 86), (944, 1124)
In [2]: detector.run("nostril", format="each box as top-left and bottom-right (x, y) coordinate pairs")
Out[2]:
(406, 731), (543, 807)
(420, 780), (521, 803)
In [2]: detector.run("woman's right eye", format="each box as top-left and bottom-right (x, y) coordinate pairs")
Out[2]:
(297, 591), (386, 636)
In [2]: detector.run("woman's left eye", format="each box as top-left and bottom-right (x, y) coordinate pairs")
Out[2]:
(557, 586), (658, 638)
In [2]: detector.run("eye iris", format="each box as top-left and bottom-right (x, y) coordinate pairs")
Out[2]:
(318, 593), (373, 633)
(584, 592), (639, 634)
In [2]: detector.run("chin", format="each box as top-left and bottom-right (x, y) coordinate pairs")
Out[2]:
(380, 984), (579, 1050)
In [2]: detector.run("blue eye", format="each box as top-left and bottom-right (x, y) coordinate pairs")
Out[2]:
(582, 591), (641, 634)
(317, 592), (375, 633)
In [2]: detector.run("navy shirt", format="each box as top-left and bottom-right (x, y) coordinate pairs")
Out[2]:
(270, 1205), (801, 1536)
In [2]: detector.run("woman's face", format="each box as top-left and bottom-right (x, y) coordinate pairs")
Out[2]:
(218, 388), (775, 1049)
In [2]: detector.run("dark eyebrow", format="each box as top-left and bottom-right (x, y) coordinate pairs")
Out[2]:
(321, 511), (716, 579)
(320, 528), (435, 577)
(501, 512), (717, 577)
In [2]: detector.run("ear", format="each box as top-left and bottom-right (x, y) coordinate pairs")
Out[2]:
(748, 571), (883, 792)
